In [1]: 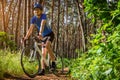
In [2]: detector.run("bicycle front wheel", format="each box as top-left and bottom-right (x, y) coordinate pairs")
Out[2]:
(21, 47), (41, 78)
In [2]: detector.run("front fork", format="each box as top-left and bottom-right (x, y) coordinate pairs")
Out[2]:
(29, 42), (37, 62)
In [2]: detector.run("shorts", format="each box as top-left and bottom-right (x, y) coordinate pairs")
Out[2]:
(43, 31), (54, 43)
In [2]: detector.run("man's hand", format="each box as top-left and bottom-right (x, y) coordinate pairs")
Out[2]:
(38, 33), (43, 40)
(21, 37), (27, 44)
(21, 38), (25, 44)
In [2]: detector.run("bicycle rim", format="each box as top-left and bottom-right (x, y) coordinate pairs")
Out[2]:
(21, 47), (41, 78)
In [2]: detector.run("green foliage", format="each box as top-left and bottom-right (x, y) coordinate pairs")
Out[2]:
(0, 32), (7, 42)
(0, 49), (71, 79)
(70, 0), (120, 80)
(0, 50), (23, 79)
(0, 50), (40, 79)
(0, 31), (17, 50)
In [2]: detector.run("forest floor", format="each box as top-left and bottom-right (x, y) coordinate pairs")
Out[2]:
(3, 68), (74, 80)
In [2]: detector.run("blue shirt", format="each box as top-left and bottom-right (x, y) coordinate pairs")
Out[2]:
(30, 14), (52, 37)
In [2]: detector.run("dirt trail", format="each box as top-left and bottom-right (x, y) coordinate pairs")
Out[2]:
(24, 73), (70, 80)
(4, 73), (71, 80)
(3, 68), (73, 80)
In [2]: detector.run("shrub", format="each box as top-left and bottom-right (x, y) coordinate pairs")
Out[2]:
(0, 31), (17, 50)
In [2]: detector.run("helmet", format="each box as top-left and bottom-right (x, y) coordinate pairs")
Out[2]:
(34, 3), (43, 10)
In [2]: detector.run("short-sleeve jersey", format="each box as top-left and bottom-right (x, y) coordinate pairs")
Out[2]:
(30, 14), (52, 37)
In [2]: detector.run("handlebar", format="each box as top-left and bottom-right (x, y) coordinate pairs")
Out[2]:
(33, 36), (49, 43)
(21, 36), (50, 45)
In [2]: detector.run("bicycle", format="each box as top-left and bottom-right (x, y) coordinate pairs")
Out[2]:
(20, 36), (64, 78)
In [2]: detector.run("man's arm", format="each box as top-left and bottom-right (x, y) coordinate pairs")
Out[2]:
(24, 24), (34, 39)
(39, 20), (46, 35)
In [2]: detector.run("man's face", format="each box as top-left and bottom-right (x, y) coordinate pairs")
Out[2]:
(34, 8), (42, 17)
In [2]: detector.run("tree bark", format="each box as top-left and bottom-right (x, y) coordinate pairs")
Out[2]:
(51, 0), (54, 29)
(15, 0), (22, 46)
(56, 0), (60, 54)
(1, 0), (5, 32)
(76, 0), (86, 52)
(5, 0), (14, 33)
(27, 0), (31, 29)
(11, 0), (18, 38)
(23, 0), (27, 36)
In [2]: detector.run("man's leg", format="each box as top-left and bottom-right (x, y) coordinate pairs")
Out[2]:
(46, 41), (56, 71)
(38, 47), (47, 75)
(46, 41), (56, 62)
(41, 47), (47, 69)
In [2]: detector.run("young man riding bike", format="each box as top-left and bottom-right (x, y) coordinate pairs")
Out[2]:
(24, 2), (56, 75)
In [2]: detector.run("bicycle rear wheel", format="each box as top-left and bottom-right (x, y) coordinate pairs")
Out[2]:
(21, 47), (41, 78)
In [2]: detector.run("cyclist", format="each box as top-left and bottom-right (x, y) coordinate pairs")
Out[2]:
(24, 2), (56, 75)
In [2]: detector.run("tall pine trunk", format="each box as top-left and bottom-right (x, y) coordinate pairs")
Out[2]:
(76, 0), (86, 52)
(23, 0), (27, 37)
(1, 0), (5, 32)
(15, 0), (22, 46)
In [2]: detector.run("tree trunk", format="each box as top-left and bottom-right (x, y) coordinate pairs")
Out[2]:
(51, 0), (54, 29)
(23, 0), (27, 36)
(27, 0), (31, 29)
(56, 0), (60, 55)
(15, 0), (22, 46)
(65, 0), (69, 58)
(76, 0), (86, 52)
(11, 0), (18, 39)
(1, 0), (5, 32)
(5, 0), (14, 33)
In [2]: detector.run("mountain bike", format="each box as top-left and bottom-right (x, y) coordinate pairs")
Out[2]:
(20, 36), (64, 78)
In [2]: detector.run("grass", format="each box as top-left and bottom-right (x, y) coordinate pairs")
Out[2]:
(0, 49), (23, 79)
(0, 49), (71, 79)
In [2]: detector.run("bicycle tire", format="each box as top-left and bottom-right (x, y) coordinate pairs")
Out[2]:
(21, 46), (41, 78)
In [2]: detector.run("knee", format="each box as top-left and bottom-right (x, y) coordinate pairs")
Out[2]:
(45, 41), (51, 49)
(42, 52), (45, 56)
(42, 51), (45, 54)
(42, 50), (47, 57)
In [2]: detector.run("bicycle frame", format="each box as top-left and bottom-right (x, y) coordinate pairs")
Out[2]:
(30, 38), (50, 67)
